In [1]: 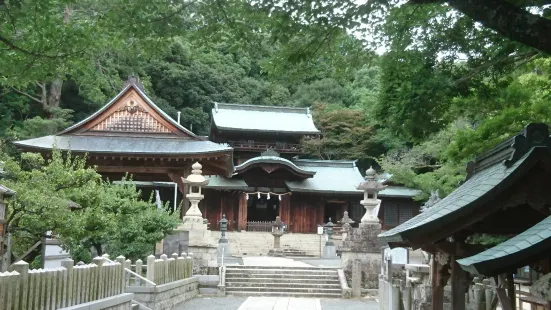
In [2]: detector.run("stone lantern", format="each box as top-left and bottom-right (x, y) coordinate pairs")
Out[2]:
(268, 216), (285, 257)
(181, 162), (209, 230)
(218, 214), (228, 244)
(339, 211), (355, 241)
(355, 166), (386, 226)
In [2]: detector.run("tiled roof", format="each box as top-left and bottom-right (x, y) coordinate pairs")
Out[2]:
(457, 214), (551, 275)
(378, 148), (531, 243)
(235, 156), (316, 177)
(13, 135), (232, 155)
(286, 160), (420, 197)
(211, 103), (320, 134)
(0, 184), (15, 196)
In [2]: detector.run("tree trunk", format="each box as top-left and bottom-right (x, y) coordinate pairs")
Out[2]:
(93, 243), (103, 257)
(46, 78), (63, 110)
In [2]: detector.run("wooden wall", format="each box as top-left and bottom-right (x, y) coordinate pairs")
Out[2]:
(203, 189), (239, 231)
(288, 194), (324, 233)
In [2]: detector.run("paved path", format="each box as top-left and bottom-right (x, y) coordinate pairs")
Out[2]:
(174, 297), (378, 310)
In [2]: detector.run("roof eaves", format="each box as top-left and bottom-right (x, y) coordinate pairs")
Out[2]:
(213, 102), (311, 114)
(213, 125), (320, 135)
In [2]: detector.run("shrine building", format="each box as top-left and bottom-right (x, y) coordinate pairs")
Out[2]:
(15, 80), (421, 233)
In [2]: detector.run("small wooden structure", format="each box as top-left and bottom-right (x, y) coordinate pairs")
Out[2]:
(379, 123), (551, 310)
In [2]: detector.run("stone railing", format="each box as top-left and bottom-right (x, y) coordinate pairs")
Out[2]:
(0, 257), (126, 310)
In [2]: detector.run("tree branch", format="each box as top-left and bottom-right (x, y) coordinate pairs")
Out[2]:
(443, 0), (551, 54)
(10, 86), (43, 104)
(0, 34), (68, 59)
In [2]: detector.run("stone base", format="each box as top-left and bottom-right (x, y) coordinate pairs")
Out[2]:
(189, 245), (218, 275)
(268, 248), (285, 257)
(340, 223), (382, 289)
(179, 220), (208, 231)
(322, 245), (337, 259)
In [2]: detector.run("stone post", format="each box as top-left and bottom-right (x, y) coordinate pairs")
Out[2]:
(352, 259), (361, 297)
(340, 166), (386, 290)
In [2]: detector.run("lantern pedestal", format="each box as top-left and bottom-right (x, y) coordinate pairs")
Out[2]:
(181, 193), (208, 231)
(268, 216), (285, 257)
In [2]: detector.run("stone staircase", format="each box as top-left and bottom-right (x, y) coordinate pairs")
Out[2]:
(224, 265), (343, 298)
(226, 232), (341, 257)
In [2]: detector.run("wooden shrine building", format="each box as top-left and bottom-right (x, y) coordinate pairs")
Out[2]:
(14, 80), (421, 234)
(379, 123), (551, 310)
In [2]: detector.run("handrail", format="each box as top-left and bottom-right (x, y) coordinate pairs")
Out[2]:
(125, 268), (156, 287)
(101, 254), (156, 287)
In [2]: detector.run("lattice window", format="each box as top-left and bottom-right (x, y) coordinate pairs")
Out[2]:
(384, 204), (398, 227)
(398, 206), (414, 224)
(92, 110), (171, 133)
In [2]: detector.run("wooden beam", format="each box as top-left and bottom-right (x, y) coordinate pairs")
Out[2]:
(432, 257), (445, 310)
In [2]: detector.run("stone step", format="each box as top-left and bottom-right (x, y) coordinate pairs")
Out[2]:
(225, 291), (343, 298)
(226, 286), (342, 294)
(226, 269), (338, 275)
(225, 277), (340, 284)
(226, 282), (341, 289)
(226, 274), (338, 281)
(226, 266), (338, 271)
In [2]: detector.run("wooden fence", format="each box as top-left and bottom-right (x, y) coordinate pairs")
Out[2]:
(246, 221), (273, 232)
(0, 257), (124, 310)
(0, 253), (194, 310)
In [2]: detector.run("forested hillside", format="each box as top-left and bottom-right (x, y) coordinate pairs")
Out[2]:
(2, 0), (551, 202)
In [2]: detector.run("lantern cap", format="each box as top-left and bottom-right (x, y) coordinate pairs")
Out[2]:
(183, 162), (209, 185)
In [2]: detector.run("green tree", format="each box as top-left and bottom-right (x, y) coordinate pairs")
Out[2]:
(1, 149), (178, 263)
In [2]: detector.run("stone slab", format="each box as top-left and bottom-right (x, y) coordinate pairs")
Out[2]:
(237, 297), (321, 310)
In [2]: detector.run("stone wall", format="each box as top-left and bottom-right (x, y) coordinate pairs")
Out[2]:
(128, 277), (199, 310)
(59, 293), (134, 310)
(189, 245), (218, 275)
(341, 252), (380, 289)
(340, 223), (382, 289)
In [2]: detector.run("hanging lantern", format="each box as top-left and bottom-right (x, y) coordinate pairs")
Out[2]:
(278, 194), (282, 201)
(245, 193), (249, 200)
(267, 193), (271, 200)
(257, 192), (261, 199)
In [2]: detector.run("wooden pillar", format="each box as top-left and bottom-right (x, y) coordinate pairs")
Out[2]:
(237, 192), (247, 231)
(451, 259), (467, 310)
(507, 273), (516, 310)
(279, 195), (291, 232)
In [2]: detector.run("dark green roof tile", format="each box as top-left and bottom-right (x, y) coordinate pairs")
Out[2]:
(458, 214), (551, 275)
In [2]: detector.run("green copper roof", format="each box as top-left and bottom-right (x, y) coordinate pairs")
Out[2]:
(205, 176), (253, 190)
(211, 103), (320, 134)
(234, 156), (316, 177)
(457, 214), (551, 276)
(378, 148), (532, 244)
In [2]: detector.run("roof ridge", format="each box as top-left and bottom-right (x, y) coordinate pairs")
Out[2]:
(292, 159), (357, 168)
(467, 123), (551, 178)
(213, 102), (311, 114)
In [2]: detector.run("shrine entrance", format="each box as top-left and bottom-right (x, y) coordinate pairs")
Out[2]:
(245, 194), (280, 231)
(247, 195), (280, 222)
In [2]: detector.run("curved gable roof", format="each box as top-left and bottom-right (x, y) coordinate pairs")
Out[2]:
(234, 156), (316, 178)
